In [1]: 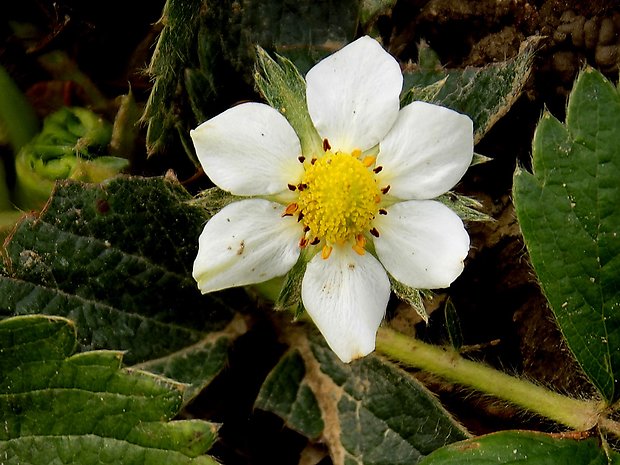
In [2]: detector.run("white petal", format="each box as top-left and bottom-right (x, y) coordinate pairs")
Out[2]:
(376, 101), (473, 199)
(193, 199), (301, 293)
(190, 102), (303, 196)
(306, 36), (402, 153)
(373, 200), (469, 289)
(301, 245), (390, 363)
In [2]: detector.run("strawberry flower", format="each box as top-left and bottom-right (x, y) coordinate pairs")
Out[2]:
(191, 36), (473, 362)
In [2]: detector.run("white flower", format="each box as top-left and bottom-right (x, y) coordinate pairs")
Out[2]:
(190, 36), (473, 363)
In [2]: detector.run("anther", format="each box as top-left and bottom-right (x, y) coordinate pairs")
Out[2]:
(370, 227), (380, 238)
(298, 155), (306, 163)
(379, 209), (388, 215)
(322, 245), (333, 260)
(373, 166), (383, 173)
(362, 156), (376, 167)
(287, 183), (297, 191)
(303, 225), (310, 232)
(299, 237), (308, 248)
(297, 183), (308, 191)
(374, 194), (381, 203)
(311, 158), (317, 165)
(310, 237), (320, 245)
(323, 138), (331, 151)
(381, 185), (391, 195)
(352, 234), (366, 255)
(282, 203), (298, 217)
(297, 212), (304, 222)
(351, 148), (362, 158)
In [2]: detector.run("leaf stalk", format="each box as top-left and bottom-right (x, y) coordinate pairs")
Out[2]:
(376, 327), (605, 433)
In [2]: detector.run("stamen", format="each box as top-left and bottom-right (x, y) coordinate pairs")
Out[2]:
(351, 148), (362, 158)
(362, 156), (376, 167)
(352, 234), (366, 255)
(287, 183), (297, 191)
(282, 203), (298, 217)
(373, 166), (383, 173)
(297, 212), (304, 222)
(322, 245), (333, 260)
(381, 185), (391, 195)
(298, 155), (306, 163)
(299, 237), (308, 248)
(311, 158), (317, 165)
(297, 183), (308, 191)
(310, 237), (320, 245)
(323, 138), (331, 151)
(303, 225), (310, 232)
(379, 209), (388, 215)
(370, 227), (380, 237)
(374, 194), (381, 203)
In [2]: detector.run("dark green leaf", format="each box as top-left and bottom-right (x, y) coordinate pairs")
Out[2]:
(0, 177), (245, 395)
(142, 0), (358, 159)
(255, 349), (324, 440)
(402, 37), (540, 142)
(0, 314), (219, 464)
(419, 431), (616, 465)
(259, 327), (468, 464)
(513, 68), (620, 402)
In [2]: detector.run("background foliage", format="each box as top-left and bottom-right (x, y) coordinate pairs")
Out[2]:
(3, 0), (620, 464)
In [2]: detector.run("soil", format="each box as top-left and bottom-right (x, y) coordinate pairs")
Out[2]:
(2, 0), (620, 463)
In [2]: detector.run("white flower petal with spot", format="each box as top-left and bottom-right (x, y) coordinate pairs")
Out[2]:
(190, 102), (304, 196)
(376, 101), (473, 200)
(306, 36), (402, 153)
(193, 199), (301, 293)
(301, 246), (391, 363)
(373, 200), (470, 289)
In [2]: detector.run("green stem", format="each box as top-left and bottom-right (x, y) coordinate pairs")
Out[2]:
(376, 327), (603, 431)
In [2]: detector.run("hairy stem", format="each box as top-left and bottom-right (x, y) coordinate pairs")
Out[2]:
(376, 327), (604, 432)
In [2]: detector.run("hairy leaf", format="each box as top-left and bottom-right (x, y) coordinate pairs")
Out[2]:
(403, 37), (539, 143)
(418, 431), (617, 465)
(513, 68), (620, 402)
(257, 327), (468, 465)
(0, 314), (219, 464)
(0, 176), (246, 396)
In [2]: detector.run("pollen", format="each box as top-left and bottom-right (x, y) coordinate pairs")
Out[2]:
(297, 151), (380, 246)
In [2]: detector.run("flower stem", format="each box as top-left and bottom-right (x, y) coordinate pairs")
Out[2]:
(376, 327), (603, 431)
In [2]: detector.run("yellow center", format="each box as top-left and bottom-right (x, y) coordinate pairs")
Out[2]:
(297, 151), (380, 245)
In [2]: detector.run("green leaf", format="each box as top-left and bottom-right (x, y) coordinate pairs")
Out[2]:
(418, 431), (617, 465)
(436, 192), (492, 222)
(0, 314), (219, 464)
(142, 0), (358, 159)
(257, 328), (468, 464)
(402, 36), (540, 143)
(255, 349), (324, 440)
(0, 176), (246, 395)
(513, 68), (620, 402)
(255, 47), (323, 158)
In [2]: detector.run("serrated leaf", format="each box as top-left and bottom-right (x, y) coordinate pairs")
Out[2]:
(418, 430), (618, 465)
(0, 176), (247, 395)
(259, 327), (468, 465)
(513, 68), (620, 402)
(436, 192), (492, 222)
(142, 0), (358, 159)
(389, 277), (430, 323)
(255, 349), (324, 440)
(403, 37), (540, 143)
(0, 315), (219, 464)
(255, 47), (322, 157)
(135, 314), (248, 405)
